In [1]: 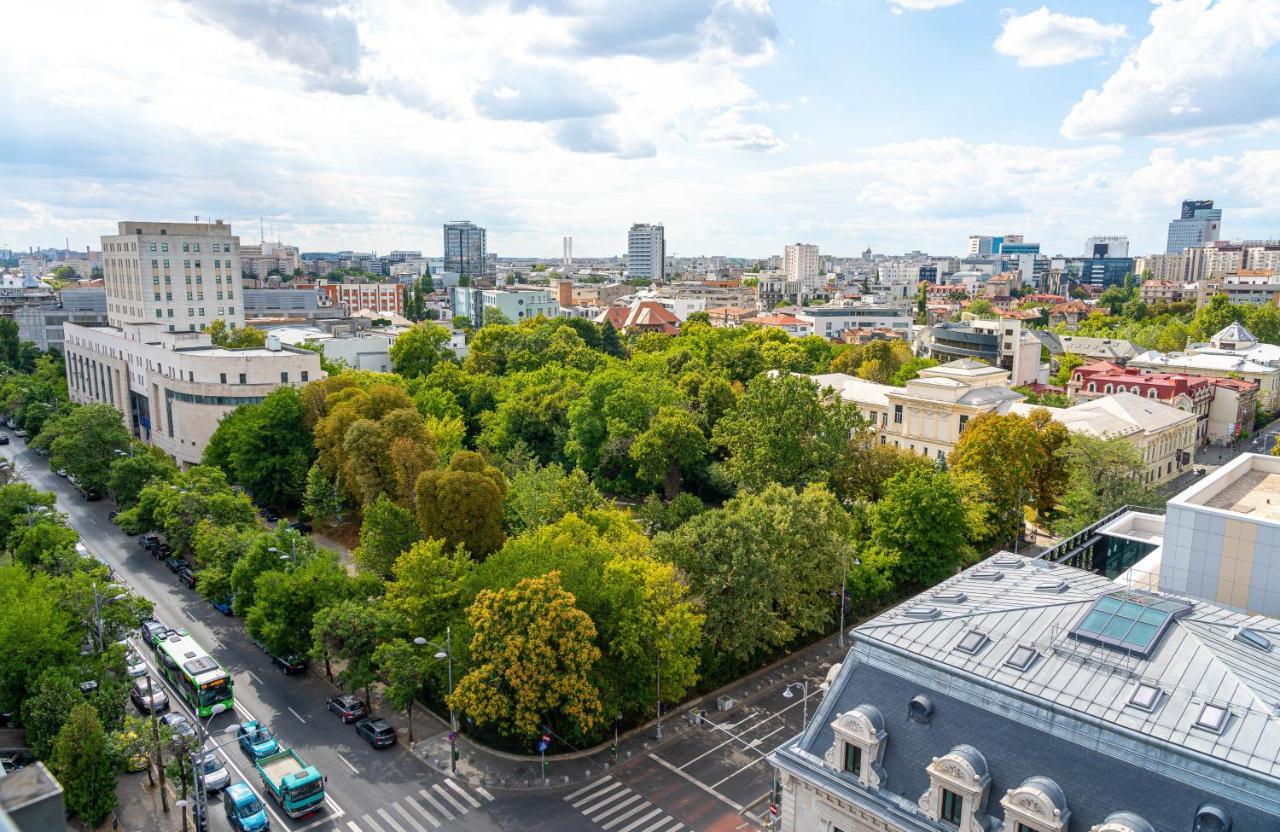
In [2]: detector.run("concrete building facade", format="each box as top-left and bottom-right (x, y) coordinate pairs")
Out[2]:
(627, 223), (665, 281)
(784, 243), (820, 290)
(443, 221), (488, 279)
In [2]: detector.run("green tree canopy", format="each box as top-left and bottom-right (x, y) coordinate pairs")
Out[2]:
(415, 451), (507, 558)
(107, 445), (178, 508)
(355, 494), (423, 577)
(390, 323), (455, 379)
(203, 386), (315, 509)
(868, 467), (973, 589)
(40, 403), (132, 494)
(51, 703), (118, 827)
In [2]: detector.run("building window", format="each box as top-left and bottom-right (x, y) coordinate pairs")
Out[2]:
(940, 790), (963, 825)
(301, 371), (309, 382)
(239, 373), (246, 384)
(150, 243), (157, 252)
(894, 404), (903, 424)
(219, 373), (226, 384)
(842, 743), (861, 776)
(959, 414), (969, 432)
(280, 372), (289, 383)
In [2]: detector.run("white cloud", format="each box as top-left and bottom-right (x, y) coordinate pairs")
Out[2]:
(887, 0), (964, 12)
(1062, 0), (1280, 139)
(994, 7), (1126, 68)
(700, 113), (788, 152)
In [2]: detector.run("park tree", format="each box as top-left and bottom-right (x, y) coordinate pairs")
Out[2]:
(42, 403), (132, 494)
(22, 667), (83, 758)
(478, 366), (583, 465)
(829, 434), (931, 505)
(868, 467), (973, 589)
(0, 566), (76, 712)
(12, 520), (81, 575)
(384, 539), (475, 640)
(653, 484), (857, 673)
(450, 572), (603, 742)
(373, 639), (433, 742)
(0, 483), (56, 549)
(355, 494), (423, 577)
(1248, 304), (1280, 344)
(714, 373), (865, 491)
(107, 445), (178, 508)
(122, 466), (257, 556)
(245, 552), (354, 658)
(1188, 294), (1247, 342)
(1025, 407), (1071, 521)
(390, 322), (454, 379)
(51, 703), (117, 827)
(630, 406), (708, 498)
(311, 598), (397, 703)
(203, 387), (314, 509)
(502, 461), (604, 535)
(302, 464), (347, 525)
(415, 451), (507, 558)
(208, 318), (267, 348)
(634, 492), (705, 536)
(1054, 435), (1156, 535)
(1050, 353), (1084, 387)
(193, 522), (259, 606)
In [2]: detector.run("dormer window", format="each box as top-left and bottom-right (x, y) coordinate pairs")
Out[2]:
(825, 704), (886, 788)
(921, 745), (992, 830)
(1001, 777), (1069, 832)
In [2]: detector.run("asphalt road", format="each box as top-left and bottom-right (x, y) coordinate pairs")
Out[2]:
(2, 436), (603, 832)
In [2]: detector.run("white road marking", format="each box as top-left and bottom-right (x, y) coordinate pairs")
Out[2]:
(572, 779), (625, 808)
(641, 818), (683, 832)
(650, 753), (746, 813)
(347, 822), (365, 832)
(431, 783), (468, 814)
(710, 755), (767, 789)
(404, 796), (441, 829)
(360, 814), (388, 832)
(445, 779), (482, 808)
(337, 753), (359, 774)
(602, 801), (653, 830)
(418, 788), (455, 821)
(376, 807), (408, 832)
(288, 706), (307, 723)
(617, 808), (666, 832)
(588, 793), (643, 822)
(392, 801), (429, 832)
(566, 776), (611, 801)
(248, 671), (263, 685)
(474, 784), (495, 801)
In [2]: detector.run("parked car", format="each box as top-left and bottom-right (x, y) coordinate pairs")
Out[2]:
(271, 654), (307, 675)
(124, 649), (148, 678)
(261, 507), (280, 523)
(116, 730), (149, 773)
(140, 619), (169, 648)
(287, 520), (312, 534)
(326, 695), (367, 723)
(33, 446), (47, 456)
(160, 712), (196, 743)
(211, 596), (233, 615)
(176, 567), (197, 589)
(108, 509), (119, 521)
(223, 782), (269, 832)
(236, 721), (280, 760)
(55, 468), (67, 478)
(130, 676), (169, 713)
(138, 533), (160, 550)
(13, 429), (26, 438)
(165, 556), (189, 574)
(2, 752), (36, 773)
(156, 543), (173, 559)
(197, 754), (230, 792)
(355, 717), (396, 749)
(80, 487), (102, 502)
(0, 434), (8, 446)
(250, 638), (268, 654)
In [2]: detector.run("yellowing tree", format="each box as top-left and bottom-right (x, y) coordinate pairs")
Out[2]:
(449, 572), (603, 741)
(415, 451), (507, 558)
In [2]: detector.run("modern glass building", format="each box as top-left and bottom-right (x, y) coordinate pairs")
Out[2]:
(1166, 200), (1222, 254)
(443, 221), (488, 279)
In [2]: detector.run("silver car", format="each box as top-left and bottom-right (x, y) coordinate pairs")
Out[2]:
(130, 676), (169, 713)
(197, 754), (229, 792)
(124, 650), (148, 678)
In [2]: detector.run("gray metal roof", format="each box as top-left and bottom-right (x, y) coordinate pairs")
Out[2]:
(771, 554), (1280, 832)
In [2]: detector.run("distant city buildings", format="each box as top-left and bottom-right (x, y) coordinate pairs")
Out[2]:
(1166, 198), (1222, 254)
(627, 223), (665, 281)
(1086, 235), (1129, 258)
(783, 243), (820, 290)
(443, 220), (488, 279)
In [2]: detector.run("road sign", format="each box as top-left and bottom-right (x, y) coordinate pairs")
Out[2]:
(448, 730), (458, 742)
(537, 733), (550, 754)
(769, 804), (779, 817)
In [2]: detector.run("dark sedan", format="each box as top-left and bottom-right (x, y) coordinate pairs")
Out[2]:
(326, 695), (367, 723)
(355, 717), (396, 749)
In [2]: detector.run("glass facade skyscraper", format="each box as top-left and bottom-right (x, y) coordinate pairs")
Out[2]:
(443, 221), (487, 279)
(1166, 200), (1221, 255)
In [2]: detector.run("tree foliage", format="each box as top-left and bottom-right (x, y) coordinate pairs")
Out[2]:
(51, 703), (118, 827)
(415, 451), (507, 558)
(38, 403), (132, 494)
(390, 323), (454, 379)
(868, 467), (973, 589)
(203, 386), (314, 509)
(355, 494), (423, 577)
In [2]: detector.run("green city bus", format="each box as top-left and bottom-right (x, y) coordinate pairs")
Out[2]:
(154, 631), (234, 717)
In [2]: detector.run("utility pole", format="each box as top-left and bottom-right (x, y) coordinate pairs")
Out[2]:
(146, 676), (168, 813)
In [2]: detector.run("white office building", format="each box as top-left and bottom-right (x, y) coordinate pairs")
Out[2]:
(1086, 236), (1130, 258)
(100, 220), (245, 332)
(627, 223), (665, 281)
(784, 243), (820, 290)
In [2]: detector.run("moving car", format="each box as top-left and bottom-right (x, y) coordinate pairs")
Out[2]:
(160, 712), (196, 743)
(223, 782), (270, 832)
(271, 654), (307, 675)
(237, 721), (280, 760)
(55, 468), (67, 478)
(140, 620), (169, 648)
(354, 717), (396, 749)
(130, 675), (169, 713)
(326, 694), (367, 724)
(124, 649), (148, 678)
(197, 754), (230, 792)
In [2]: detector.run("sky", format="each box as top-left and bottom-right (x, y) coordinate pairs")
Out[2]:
(2, 0), (1279, 259)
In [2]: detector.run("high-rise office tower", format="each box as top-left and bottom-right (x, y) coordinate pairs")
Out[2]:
(784, 243), (820, 290)
(443, 221), (488, 279)
(1166, 200), (1222, 254)
(627, 223), (665, 281)
(100, 219), (243, 332)
(1086, 236), (1130, 258)
(563, 236), (573, 268)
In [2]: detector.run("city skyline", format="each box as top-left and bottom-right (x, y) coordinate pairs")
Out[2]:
(3, 1), (1279, 257)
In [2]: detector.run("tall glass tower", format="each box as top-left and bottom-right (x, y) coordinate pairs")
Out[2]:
(443, 221), (487, 279)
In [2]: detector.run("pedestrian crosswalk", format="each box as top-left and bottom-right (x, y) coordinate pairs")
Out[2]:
(344, 779), (494, 832)
(564, 775), (685, 832)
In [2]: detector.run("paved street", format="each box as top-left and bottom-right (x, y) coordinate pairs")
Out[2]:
(3, 434), (851, 832)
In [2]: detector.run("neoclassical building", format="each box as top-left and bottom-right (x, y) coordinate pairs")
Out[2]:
(769, 554), (1280, 832)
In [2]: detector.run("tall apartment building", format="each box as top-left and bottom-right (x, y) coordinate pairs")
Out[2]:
(443, 221), (488, 279)
(1085, 236), (1129, 258)
(627, 223), (665, 281)
(100, 220), (244, 332)
(1166, 199), (1222, 254)
(64, 220), (321, 467)
(783, 243), (820, 290)
(1134, 252), (1190, 283)
(563, 236), (573, 267)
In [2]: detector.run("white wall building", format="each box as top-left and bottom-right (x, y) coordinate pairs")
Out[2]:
(783, 243), (820, 290)
(627, 223), (665, 281)
(100, 220), (244, 332)
(794, 303), (912, 338)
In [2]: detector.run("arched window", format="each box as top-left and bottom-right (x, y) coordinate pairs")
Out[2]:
(1001, 777), (1069, 832)
(923, 746), (992, 830)
(1104, 384), (1113, 394)
(1088, 382), (1096, 392)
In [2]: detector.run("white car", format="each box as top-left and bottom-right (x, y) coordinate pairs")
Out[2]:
(197, 754), (230, 792)
(124, 650), (148, 678)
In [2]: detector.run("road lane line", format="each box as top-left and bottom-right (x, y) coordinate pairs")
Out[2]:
(650, 754), (745, 813)
(566, 777), (612, 801)
(474, 784), (495, 801)
(617, 808), (664, 832)
(710, 755), (767, 789)
(602, 801), (653, 830)
(588, 793), (642, 822)
(641, 818), (682, 832)
(418, 789), (455, 821)
(431, 783), (468, 814)
(248, 671), (263, 685)
(572, 779), (625, 808)
(404, 796), (441, 829)
(361, 814), (388, 832)
(445, 779), (482, 808)
(347, 822), (365, 832)
(288, 706), (307, 723)
(376, 807), (408, 832)
(337, 753), (359, 774)
(392, 802), (428, 832)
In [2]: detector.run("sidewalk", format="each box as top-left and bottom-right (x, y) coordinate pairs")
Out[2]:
(109, 770), (185, 832)
(407, 630), (851, 791)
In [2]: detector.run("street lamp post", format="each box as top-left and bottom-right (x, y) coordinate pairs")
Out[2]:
(414, 627), (456, 773)
(782, 681), (810, 732)
(178, 708), (239, 832)
(654, 645), (662, 740)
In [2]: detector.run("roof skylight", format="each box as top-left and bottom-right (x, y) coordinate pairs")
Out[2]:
(903, 606), (940, 620)
(932, 591), (967, 604)
(1233, 627), (1273, 652)
(1069, 591), (1192, 658)
(1193, 703), (1231, 735)
(1126, 682), (1162, 713)
(1034, 580), (1068, 594)
(970, 571), (1004, 582)
(955, 630), (989, 655)
(1004, 645), (1038, 671)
